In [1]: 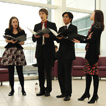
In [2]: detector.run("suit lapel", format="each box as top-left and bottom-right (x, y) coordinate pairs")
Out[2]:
(47, 21), (49, 28)
(61, 26), (64, 31)
(39, 23), (42, 30)
(68, 24), (72, 30)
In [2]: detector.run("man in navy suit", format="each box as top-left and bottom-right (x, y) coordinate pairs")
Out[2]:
(56, 12), (78, 101)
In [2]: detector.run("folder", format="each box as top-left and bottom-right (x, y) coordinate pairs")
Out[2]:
(67, 33), (87, 41)
(3, 34), (26, 42)
(57, 29), (70, 37)
(27, 27), (58, 37)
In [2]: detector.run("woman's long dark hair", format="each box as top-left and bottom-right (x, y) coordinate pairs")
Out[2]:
(9, 16), (22, 32)
(94, 10), (104, 30)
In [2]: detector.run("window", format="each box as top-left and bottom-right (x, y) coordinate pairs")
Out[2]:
(66, 0), (95, 11)
(72, 12), (93, 49)
(22, 0), (54, 5)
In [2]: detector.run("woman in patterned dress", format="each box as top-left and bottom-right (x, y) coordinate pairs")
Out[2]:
(72, 10), (104, 104)
(1, 16), (27, 96)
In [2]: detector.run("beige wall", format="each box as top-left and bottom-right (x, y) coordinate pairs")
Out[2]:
(100, 0), (106, 56)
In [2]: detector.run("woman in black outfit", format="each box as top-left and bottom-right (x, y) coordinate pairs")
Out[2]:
(1, 17), (27, 96)
(72, 10), (104, 104)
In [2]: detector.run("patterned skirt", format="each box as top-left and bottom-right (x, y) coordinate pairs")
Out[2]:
(84, 59), (98, 75)
(1, 47), (27, 66)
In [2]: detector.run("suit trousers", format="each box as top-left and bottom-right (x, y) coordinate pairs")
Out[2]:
(37, 46), (54, 93)
(58, 58), (73, 96)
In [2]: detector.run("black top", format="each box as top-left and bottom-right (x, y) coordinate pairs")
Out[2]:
(80, 22), (103, 66)
(32, 21), (57, 59)
(4, 29), (26, 49)
(57, 24), (78, 60)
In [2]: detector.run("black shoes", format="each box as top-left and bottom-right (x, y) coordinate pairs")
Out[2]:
(64, 96), (70, 101)
(56, 94), (70, 101)
(78, 94), (99, 104)
(78, 94), (90, 101)
(36, 91), (50, 97)
(36, 92), (45, 96)
(22, 91), (26, 96)
(88, 96), (99, 104)
(32, 63), (38, 67)
(45, 92), (50, 97)
(56, 94), (65, 98)
(8, 91), (14, 96)
(8, 90), (26, 96)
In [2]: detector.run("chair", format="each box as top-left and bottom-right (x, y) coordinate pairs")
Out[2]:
(72, 57), (85, 79)
(98, 57), (106, 79)
(52, 60), (58, 79)
(0, 57), (9, 85)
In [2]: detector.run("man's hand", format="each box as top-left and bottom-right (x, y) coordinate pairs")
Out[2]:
(57, 37), (63, 39)
(72, 38), (80, 43)
(43, 34), (49, 38)
(34, 35), (40, 38)
(57, 35), (63, 39)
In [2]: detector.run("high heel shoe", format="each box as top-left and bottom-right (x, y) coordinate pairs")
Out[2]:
(22, 91), (26, 96)
(8, 91), (14, 96)
(78, 94), (90, 101)
(88, 95), (99, 104)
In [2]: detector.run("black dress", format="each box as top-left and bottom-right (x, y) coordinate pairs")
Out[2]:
(80, 22), (103, 75)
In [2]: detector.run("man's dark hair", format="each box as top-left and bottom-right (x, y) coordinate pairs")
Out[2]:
(62, 12), (73, 22)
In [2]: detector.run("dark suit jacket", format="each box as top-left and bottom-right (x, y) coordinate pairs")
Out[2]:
(80, 22), (103, 66)
(58, 24), (78, 60)
(32, 21), (57, 59)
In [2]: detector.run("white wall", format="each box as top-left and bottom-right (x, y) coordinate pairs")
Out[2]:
(100, 0), (106, 56)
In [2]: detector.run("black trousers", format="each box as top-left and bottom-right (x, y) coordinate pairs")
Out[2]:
(58, 58), (73, 96)
(8, 65), (25, 92)
(37, 50), (53, 93)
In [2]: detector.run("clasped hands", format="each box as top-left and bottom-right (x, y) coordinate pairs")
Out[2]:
(10, 39), (17, 44)
(11, 40), (24, 45)
(6, 39), (23, 45)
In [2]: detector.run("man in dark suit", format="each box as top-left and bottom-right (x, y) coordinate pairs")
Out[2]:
(32, 8), (57, 96)
(56, 12), (77, 101)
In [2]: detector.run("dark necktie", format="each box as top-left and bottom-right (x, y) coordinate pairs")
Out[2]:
(64, 26), (67, 30)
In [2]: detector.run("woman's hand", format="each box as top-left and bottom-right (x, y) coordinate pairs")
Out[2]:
(72, 38), (80, 43)
(87, 32), (93, 40)
(43, 34), (49, 38)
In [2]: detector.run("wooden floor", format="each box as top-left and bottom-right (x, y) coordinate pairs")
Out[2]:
(0, 78), (106, 106)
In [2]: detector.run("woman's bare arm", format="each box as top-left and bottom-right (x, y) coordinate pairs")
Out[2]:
(5, 39), (12, 43)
